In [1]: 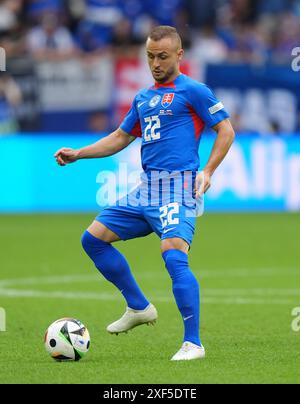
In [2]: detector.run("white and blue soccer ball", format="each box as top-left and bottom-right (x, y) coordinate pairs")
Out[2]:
(44, 318), (90, 361)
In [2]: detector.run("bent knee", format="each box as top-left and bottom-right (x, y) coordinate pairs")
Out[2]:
(81, 230), (110, 258)
(81, 230), (96, 253)
(87, 221), (120, 243)
(161, 237), (189, 254)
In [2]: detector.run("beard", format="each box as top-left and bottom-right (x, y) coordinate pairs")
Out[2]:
(153, 66), (176, 83)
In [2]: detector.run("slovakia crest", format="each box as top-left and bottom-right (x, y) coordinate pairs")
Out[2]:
(161, 93), (175, 108)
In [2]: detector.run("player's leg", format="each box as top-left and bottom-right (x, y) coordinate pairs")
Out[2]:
(81, 220), (150, 311)
(161, 237), (204, 360)
(81, 210), (157, 334)
(145, 202), (204, 360)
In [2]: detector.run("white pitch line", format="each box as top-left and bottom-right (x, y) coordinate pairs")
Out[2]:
(0, 273), (299, 305)
(0, 274), (100, 287)
(0, 288), (298, 305)
(0, 288), (117, 301)
(1, 275), (300, 297)
(202, 297), (299, 305)
(201, 289), (300, 296)
(0, 266), (299, 288)
(133, 267), (300, 279)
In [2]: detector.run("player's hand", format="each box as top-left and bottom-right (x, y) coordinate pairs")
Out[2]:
(194, 170), (212, 198)
(54, 148), (79, 166)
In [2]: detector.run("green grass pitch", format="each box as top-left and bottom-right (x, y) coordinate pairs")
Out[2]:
(0, 213), (300, 384)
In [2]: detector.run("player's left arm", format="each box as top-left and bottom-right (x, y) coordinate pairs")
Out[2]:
(195, 119), (235, 197)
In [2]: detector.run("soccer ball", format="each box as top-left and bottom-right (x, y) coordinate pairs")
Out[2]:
(44, 318), (90, 361)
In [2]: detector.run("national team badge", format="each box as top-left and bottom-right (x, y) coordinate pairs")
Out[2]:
(149, 95), (161, 108)
(161, 93), (175, 108)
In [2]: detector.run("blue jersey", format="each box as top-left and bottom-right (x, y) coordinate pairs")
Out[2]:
(120, 73), (229, 174)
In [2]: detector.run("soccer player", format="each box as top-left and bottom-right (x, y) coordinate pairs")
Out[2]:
(55, 26), (235, 361)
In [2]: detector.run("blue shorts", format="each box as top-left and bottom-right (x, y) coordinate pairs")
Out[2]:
(96, 178), (202, 246)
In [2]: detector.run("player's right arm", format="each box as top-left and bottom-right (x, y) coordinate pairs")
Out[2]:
(54, 128), (135, 166)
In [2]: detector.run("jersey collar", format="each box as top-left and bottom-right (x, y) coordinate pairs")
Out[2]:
(153, 73), (182, 89)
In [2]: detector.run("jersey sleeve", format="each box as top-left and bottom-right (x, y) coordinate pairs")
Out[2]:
(189, 83), (230, 128)
(120, 96), (142, 138)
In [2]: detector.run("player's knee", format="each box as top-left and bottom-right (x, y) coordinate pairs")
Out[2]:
(162, 249), (189, 278)
(81, 230), (93, 255)
(81, 230), (109, 257)
(162, 250), (199, 289)
(87, 221), (120, 243)
(161, 238), (189, 254)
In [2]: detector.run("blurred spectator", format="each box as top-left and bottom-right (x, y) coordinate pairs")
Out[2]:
(0, 72), (22, 134)
(145, 0), (183, 26)
(120, 0), (156, 43)
(64, 0), (86, 32)
(26, 0), (63, 19)
(76, 19), (112, 53)
(120, 0), (145, 22)
(188, 24), (229, 65)
(131, 14), (157, 43)
(27, 11), (78, 61)
(77, 0), (123, 51)
(272, 12), (300, 63)
(0, 30), (26, 60)
(257, 0), (290, 14)
(230, 0), (259, 24)
(111, 18), (143, 57)
(0, 0), (26, 58)
(251, 14), (277, 62)
(184, 0), (218, 29)
(0, 0), (20, 33)
(293, 0), (300, 16)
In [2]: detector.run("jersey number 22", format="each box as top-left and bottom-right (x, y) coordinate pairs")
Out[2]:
(144, 116), (161, 142)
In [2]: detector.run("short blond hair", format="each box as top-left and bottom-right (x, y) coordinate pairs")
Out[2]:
(148, 26), (182, 49)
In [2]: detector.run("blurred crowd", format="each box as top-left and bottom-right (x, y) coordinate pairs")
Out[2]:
(0, 0), (299, 63)
(0, 0), (300, 134)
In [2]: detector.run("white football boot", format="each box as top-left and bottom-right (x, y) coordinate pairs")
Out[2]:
(106, 303), (158, 335)
(171, 341), (205, 361)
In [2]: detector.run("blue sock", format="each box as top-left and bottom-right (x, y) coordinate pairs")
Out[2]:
(162, 249), (201, 347)
(81, 231), (149, 311)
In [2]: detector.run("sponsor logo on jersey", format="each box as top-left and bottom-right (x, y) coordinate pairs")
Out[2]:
(209, 102), (224, 115)
(161, 93), (175, 108)
(149, 95), (161, 108)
